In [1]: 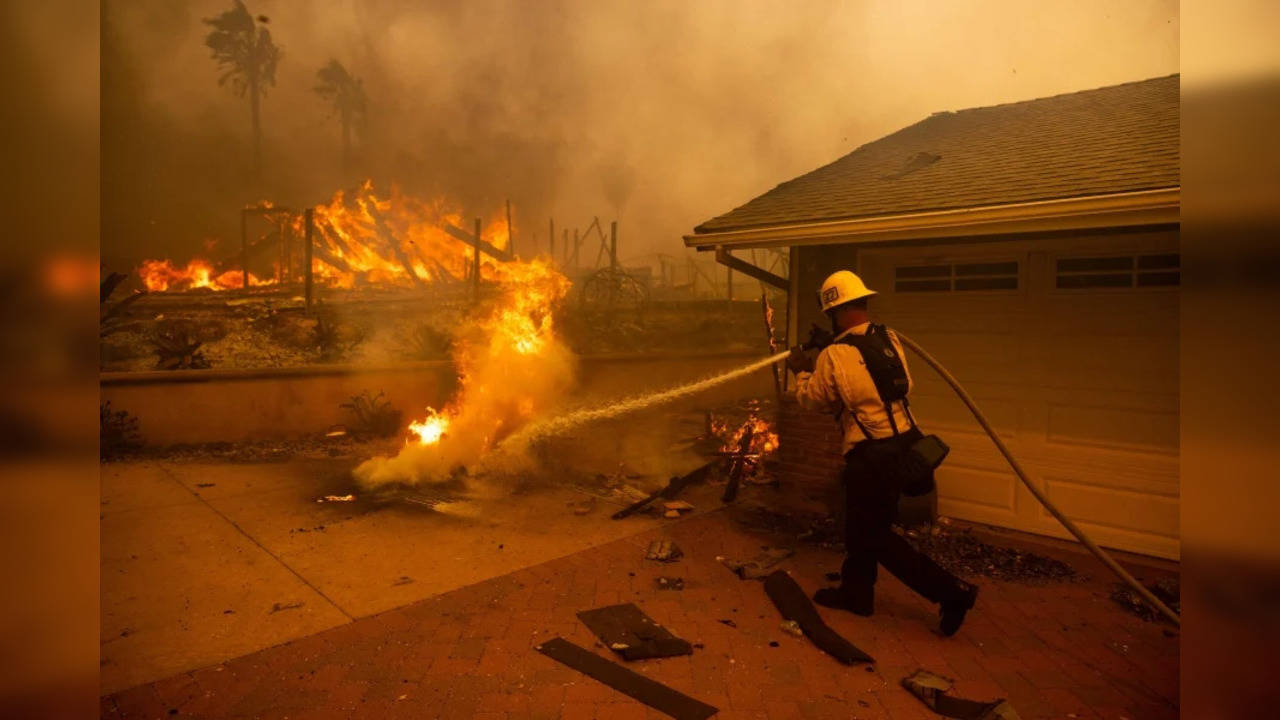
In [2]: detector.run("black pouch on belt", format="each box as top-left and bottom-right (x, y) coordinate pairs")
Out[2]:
(899, 434), (949, 497)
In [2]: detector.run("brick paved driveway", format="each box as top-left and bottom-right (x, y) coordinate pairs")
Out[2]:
(102, 510), (1178, 720)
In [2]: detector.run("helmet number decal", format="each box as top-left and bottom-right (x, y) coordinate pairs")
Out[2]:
(821, 287), (840, 305)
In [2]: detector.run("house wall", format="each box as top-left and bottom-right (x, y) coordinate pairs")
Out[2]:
(776, 227), (1180, 559)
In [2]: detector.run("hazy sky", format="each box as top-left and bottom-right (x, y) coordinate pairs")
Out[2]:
(102, 0), (1178, 266)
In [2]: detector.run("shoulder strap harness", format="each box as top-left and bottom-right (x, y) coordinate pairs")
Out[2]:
(832, 323), (917, 439)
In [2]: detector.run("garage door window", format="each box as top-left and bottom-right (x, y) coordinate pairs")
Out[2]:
(1056, 253), (1180, 289)
(895, 261), (1019, 292)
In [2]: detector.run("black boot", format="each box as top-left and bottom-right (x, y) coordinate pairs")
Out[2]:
(939, 582), (978, 636)
(813, 586), (874, 616)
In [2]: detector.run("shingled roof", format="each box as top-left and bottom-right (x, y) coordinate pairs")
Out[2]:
(693, 74), (1179, 235)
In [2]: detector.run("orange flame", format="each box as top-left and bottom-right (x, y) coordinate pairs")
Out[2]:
(713, 412), (780, 470)
(306, 180), (511, 289)
(404, 257), (571, 450)
(137, 258), (273, 293)
(135, 180), (517, 294)
(408, 409), (450, 446)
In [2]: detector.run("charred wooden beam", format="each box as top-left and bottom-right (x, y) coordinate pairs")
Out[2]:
(310, 237), (356, 274)
(367, 203), (427, 288)
(722, 425), (755, 503)
(313, 217), (356, 258)
(442, 221), (514, 263)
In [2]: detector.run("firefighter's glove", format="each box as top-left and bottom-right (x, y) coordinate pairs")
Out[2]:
(804, 324), (834, 352)
(786, 346), (816, 375)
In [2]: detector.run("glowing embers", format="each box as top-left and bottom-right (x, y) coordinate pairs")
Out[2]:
(408, 409), (450, 446)
(137, 258), (273, 292)
(712, 412), (780, 461)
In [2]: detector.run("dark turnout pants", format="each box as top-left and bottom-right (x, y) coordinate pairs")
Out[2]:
(840, 428), (963, 605)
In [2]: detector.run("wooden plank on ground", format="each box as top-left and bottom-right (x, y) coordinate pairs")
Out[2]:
(534, 637), (717, 720)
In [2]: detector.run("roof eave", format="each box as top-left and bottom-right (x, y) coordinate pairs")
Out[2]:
(683, 187), (1180, 251)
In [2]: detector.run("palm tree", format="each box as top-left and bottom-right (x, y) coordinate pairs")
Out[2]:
(203, 0), (280, 179)
(314, 60), (367, 173)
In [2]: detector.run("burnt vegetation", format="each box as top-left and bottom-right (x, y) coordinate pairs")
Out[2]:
(151, 323), (211, 370)
(101, 402), (143, 460)
(340, 390), (403, 438)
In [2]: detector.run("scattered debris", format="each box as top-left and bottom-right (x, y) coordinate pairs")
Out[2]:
(569, 497), (598, 516)
(768, 641), (780, 647)
(779, 620), (803, 637)
(577, 603), (693, 661)
(901, 669), (1021, 719)
(392, 576), (414, 587)
(664, 500), (695, 513)
(270, 601), (305, 613)
(1110, 577), (1180, 621)
(733, 504), (842, 547)
(613, 463), (715, 520)
(902, 524), (1076, 583)
(717, 619), (737, 629)
(645, 540), (683, 563)
(535, 638), (717, 720)
(664, 510), (681, 519)
(324, 425), (348, 438)
(656, 577), (685, 591)
(317, 494), (355, 503)
(291, 525), (328, 534)
(717, 546), (795, 580)
(763, 570), (873, 665)
(196, 483), (215, 488)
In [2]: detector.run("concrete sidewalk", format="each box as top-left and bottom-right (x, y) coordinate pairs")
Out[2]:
(100, 459), (730, 695)
(101, 508), (1179, 719)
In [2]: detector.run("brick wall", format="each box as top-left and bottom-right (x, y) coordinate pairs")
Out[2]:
(774, 393), (937, 525)
(774, 394), (844, 505)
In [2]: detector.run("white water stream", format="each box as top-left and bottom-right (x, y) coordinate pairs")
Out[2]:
(498, 349), (792, 448)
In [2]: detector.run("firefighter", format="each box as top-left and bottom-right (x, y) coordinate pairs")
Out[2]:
(785, 270), (978, 636)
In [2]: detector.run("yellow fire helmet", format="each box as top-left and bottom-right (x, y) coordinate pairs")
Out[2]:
(818, 270), (877, 313)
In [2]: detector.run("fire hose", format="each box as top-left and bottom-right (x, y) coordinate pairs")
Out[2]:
(783, 334), (1180, 626)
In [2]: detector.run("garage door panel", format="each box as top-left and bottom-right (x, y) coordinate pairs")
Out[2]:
(899, 330), (1022, 369)
(1033, 445), (1179, 497)
(1042, 476), (1179, 540)
(1027, 340), (1175, 394)
(1047, 402), (1178, 452)
(909, 388), (1021, 438)
(937, 466), (1017, 512)
(1027, 519), (1181, 560)
(858, 232), (1179, 559)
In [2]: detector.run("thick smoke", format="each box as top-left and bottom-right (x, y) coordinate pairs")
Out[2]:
(102, 0), (1177, 271)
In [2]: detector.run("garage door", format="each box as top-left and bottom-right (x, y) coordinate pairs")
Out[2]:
(857, 229), (1180, 559)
